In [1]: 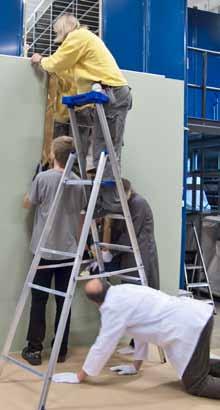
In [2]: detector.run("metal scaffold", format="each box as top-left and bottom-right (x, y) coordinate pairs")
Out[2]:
(25, 0), (101, 57)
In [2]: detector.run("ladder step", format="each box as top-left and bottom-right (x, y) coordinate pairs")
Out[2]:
(64, 179), (115, 187)
(64, 179), (93, 186)
(187, 282), (210, 288)
(28, 283), (67, 297)
(178, 289), (193, 297)
(37, 259), (94, 270)
(106, 213), (125, 220)
(185, 265), (203, 270)
(1, 355), (44, 378)
(40, 248), (76, 258)
(77, 267), (143, 281)
(117, 275), (141, 283)
(96, 242), (133, 252)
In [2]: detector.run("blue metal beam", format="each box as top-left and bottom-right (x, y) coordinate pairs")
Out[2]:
(0, 0), (24, 56)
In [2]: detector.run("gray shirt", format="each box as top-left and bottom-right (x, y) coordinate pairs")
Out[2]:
(29, 169), (86, 260)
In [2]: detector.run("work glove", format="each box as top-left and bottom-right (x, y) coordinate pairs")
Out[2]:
(110, 364), (137, 375)
(90, 261), (98, 273)
(52, 372), (80, 384)
(102, 250), (113, 263)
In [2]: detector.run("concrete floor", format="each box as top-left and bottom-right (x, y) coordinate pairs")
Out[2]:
(0, 302), (220, 410)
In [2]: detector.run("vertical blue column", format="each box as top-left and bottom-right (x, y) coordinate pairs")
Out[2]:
(102, 0), (187, 80)
(102, 0), (147, 72)
(102, 0), (188, 288)
(0, 0), (24, 56)
(147, 0), (186, 80)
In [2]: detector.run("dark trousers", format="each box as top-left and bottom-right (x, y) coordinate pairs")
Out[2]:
(27, 258), (73, 356)
(182, 316), (220, 399)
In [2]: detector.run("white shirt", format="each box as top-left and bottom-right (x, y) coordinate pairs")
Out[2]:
(83, 284), (213, 378)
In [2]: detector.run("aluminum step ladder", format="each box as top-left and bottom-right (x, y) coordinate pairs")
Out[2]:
(0, 85), (165, 410)
(184, 221), (215, 312)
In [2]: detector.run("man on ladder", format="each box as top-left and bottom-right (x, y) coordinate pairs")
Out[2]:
(31, 13), (132, 215)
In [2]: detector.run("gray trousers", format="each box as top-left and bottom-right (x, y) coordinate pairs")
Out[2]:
(73, 86), (132, 212)
(182, 316), (220, 399)
(93, 85), (132, 212)
(75, 108), (94, 178)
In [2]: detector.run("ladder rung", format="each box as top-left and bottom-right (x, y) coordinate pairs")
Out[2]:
(117, 275), (141, 283)
(96, 242), (133, 252)
(28, 283), (67, 297)
(77, 267), (143, 281)
(38, 262), (74, 270)
(178, 289), (193, 297)
(187, 282), (210, 288)
(1, 355), (44, 378)
(186, 265), (203, 270)
(37, 259), (94, 270)
(64, 179), (116, 187)
(40, 248), (76, 258)
(64, 179), (93, 186)
(105, 213), (125, 220)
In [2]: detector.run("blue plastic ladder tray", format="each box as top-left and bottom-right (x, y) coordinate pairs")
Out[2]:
(62, 91), (109, 108)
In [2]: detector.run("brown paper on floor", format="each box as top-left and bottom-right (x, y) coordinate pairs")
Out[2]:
(1, 346), (220, 410)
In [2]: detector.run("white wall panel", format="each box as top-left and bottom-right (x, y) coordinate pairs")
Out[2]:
(122, 70), (184, 294)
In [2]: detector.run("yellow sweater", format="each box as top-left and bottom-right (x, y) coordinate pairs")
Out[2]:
(41, 28), (127, 94)
(54, 70), (77, 123)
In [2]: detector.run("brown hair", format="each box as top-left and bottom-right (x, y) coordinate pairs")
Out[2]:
(52, 136), (74, 168)
(122, 178), (132, 193)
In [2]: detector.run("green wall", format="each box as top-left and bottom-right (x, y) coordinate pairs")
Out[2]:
(122, 70), (184, 294)
(0, 59), (184, 353)
(0, 55), (47, 350)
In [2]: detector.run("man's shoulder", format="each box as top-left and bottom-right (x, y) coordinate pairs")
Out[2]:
(131, 193), (148, 207)
(103, 284), (137, 303)
(37, 169), (59, 179)
(35, 169), (62, 185)
(67, 28), (93, 42)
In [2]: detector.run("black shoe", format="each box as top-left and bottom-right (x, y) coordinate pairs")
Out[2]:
(22, 346), (42, 366)
(57, 353), (67, 363)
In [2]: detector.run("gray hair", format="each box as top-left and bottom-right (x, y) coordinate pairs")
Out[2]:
(53, 14), (81, 44)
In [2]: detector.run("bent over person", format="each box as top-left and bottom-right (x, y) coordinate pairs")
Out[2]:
(31, 14), (132, 215)
(53, 279), (220, 400)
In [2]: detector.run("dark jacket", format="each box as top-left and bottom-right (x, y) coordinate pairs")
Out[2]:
(112, 193), (160, 290)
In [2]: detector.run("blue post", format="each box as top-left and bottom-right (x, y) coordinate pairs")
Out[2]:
(102, 0), (188, 288)
(0, 0), (24, 56)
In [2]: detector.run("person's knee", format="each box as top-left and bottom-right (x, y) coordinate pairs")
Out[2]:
(182, 379), (203, 397)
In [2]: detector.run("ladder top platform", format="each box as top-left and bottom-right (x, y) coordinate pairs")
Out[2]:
(62, 91), (109, 108)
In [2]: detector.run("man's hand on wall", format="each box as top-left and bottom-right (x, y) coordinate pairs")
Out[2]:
(31, 53), (43, 64)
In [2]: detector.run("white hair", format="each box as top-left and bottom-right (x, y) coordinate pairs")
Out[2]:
(53, 14), (81, 44)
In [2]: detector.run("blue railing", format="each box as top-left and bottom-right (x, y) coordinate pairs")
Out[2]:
(188, 46), (220, 120)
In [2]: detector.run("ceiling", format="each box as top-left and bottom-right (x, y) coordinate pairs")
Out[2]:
(26, 0), (220, 20)
(188, 0), (220, 11)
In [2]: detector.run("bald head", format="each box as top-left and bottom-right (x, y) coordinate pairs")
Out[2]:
(85, 279), (110, 305)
